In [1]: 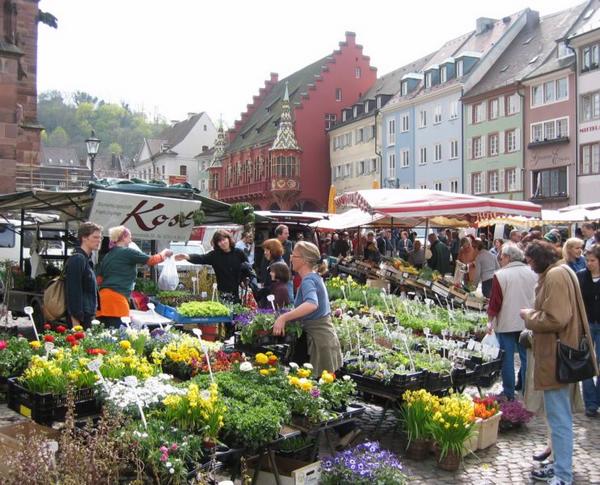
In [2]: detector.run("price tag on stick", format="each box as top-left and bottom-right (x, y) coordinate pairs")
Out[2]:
(23, 306), (39, 341)
(44, 341), (54, 357)
(192, 328), (214, 383)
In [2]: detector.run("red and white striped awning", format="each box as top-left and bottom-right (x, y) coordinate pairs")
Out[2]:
(335, 189), (542, 223)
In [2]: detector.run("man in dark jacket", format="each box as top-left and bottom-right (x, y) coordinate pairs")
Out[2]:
(427, 233), (451, 274)
(65, 222), (103, 329)
(332, 232), (351, 258)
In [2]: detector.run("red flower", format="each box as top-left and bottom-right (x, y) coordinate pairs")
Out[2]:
(74, 332), (86, 340)
(70, 341), (78, 347)
(43, 324), (52, 330)
(56, 325), (67, 334)
(66, 335), (77, 343)
(43, 335), (55, 343)
(87, 348), (108, 356)
(0, 340), (7, 351)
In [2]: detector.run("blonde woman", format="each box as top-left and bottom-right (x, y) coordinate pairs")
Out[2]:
(272, 241), (342, 375)
(96, 226), (172, 327)
(562, 237), (585, 272)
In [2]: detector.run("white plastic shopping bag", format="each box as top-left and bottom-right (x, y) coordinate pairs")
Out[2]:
(158, 256), (180, 291)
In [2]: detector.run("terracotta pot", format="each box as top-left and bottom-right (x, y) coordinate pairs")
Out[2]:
(405, 438), (430, 461)
(435, 446), (462, 472)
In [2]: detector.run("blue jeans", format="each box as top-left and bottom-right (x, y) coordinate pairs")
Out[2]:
(544, 387), (573, 484)
(582, 322), (600, 412)
(496, 331), (527, 400)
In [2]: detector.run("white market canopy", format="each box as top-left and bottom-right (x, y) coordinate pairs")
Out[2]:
(335, 189), (542, 225)
(480, 204), (600, 227)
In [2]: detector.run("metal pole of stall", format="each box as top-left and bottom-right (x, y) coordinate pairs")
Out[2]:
(424, 218), (429, 266)
(19, 208), (25, 272)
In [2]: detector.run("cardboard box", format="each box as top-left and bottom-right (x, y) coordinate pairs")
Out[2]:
(0, 421), (60, 474)
(248, 456), (320, 485)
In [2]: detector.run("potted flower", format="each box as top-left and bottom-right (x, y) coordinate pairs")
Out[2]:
(491, 394), (534, 431)
(321, 441), (407, 485)
(399, 389), (439, 460)
(472, 395), (502, 450)
(0, 337), (33, 388)
(427, 393), (476, 471)
(319, 371), (357, 412)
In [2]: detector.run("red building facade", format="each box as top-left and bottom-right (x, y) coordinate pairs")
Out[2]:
(209, 32), (377, 211)
(0, 0), (43, 194)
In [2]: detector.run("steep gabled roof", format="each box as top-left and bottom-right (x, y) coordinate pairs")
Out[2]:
(522, 1), (589, 80)
(40, 146), (81, 167)
(157, 112), (206, 148)
(225, 56), (328, 154)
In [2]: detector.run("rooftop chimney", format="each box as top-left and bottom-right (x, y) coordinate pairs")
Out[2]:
(476, 17), (496, 34)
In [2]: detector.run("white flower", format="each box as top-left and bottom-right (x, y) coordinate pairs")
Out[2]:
(318, 378), (325, 385)
(166, 462), (172, 468)
(303, 363), (313, 370)
(288, 362), (299, 370)
(239, 362), (253, 372)
(343, 375), (351, 381)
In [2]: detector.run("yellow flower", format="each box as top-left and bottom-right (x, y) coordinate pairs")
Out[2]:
(255, 353), (268, 365)
(119, 340), (131, 350)
(289, 376), (300, 387)
(259, 369), (270, 376)
(29, 340), (41, 349)
(321, 370), (335, 384)
(73, 325), (83, 331)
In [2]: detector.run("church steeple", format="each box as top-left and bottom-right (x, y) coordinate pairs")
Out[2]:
(271, 82), (301, 151)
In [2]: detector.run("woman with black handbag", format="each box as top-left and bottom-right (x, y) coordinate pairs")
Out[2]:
(520, 240), (599, 485)
(577, 244), (600, 418)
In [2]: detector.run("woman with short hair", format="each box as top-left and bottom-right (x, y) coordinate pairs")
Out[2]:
(563, 237), (586, 273)
(521, 240), (598, 484)
(96, 225), (171, 327)
(272, 241), (342, 375)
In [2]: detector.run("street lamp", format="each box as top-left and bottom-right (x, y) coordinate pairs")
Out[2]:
(85, 130), (101, 180)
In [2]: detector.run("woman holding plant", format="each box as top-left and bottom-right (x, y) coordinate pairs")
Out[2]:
(272, 241), (342, 375)
(96, 226), (172, 327)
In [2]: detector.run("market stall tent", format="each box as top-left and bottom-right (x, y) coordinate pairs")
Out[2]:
(335, 189), (542, 224)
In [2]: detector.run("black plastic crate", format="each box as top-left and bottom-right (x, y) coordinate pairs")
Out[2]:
(425, 371), (453, 392)
(391, 370), (427, 391)
(8, 378), (100, 425)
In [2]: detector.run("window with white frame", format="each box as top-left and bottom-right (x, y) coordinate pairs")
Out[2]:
(489, 98), (499, 119)
(581, 91), (600, 121)
(440, 66), (447, 83)
(557, 41), (572, 59)
(471, 172), (483, 194)
(434, 181), (443, 191)
(506, 130), (518, 152)
(531, 77), (568, 107)
(532, 167), (568, 198)
(401, 114), (409, 132)
(580, 143), (600, 175)
(419, 147), (427, 165)
(344, 163), (352, 177)
(336, 88), (343, 102)
(530, 117), (569, 142)
(325, 113), (337, 130)
(506, 94), (520, 115)
(456, 60), (464, 77)
(401, 149), (410, 168)
(345, 132), (352, 147)
(473, 102), (485, 123)
(388, 153), (396, 177)
(450, 180), (459, 193)
(387, 119), (396, 145)
(473, 137), (482, 159)
(356, 127), (364, 143)
(582, 44), (600, 72)
(425, 72), (432, 88)
(179, 165), (187, 176)
(434, 143), (442, 162)
(358, 160), (365, 175)
(434, 105), (442, 124)
(488, 170), (499, 193)
(505, 168), (517, 191)
(419, 110), (427, 128)
(488, 133), (499, 156)
(355, 67), (362, 79)
(450, 101), (459, 119)
(401, 82), (408, 96)
(370, 158), (377, 172)
(450, 140), (459, 159)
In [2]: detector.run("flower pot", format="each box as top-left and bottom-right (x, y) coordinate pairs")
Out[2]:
(405, 438), (430, 460)
(435, 446), (462, 472)
(477, 412), (502, 448)
(464, 420), (480, 455)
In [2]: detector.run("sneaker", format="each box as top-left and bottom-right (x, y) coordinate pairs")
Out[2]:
(547, 477), (570, 485)
(531, 464), (554, 482)
(585, 409), (598, 418)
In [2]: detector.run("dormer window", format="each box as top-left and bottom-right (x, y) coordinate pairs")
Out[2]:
(440, 67), (447, 83)
(377, 96), (382, 109)
(557, 41), (572, 59)
(425, 72), (432, 88)
(401, 81), (408, 96)
(456, 60), (464, 77)
(353, 106), (358, 117)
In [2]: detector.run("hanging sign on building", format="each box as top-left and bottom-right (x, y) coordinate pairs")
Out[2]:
(89, 190), (201, 241)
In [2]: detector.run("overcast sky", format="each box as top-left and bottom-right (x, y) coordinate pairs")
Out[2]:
(38, 0), (580, 128)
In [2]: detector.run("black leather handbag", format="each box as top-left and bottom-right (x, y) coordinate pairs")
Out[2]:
(555, 266), (597, 384)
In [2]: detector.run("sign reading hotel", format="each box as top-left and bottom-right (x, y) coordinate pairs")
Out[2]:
(89, 190), (201, 241)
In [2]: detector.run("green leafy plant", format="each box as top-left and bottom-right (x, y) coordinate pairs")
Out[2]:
(176, 301), (230, 318)
(0, 336), (33, 379)
(228, 203), (255, 226)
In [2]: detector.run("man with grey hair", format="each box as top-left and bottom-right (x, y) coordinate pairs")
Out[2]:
(487, 243), (537, 400)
